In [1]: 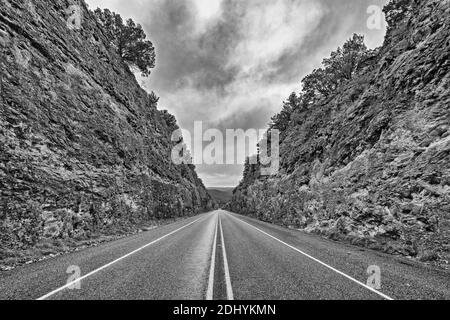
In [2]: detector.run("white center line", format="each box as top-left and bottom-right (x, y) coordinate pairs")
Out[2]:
(228, 212), (394, 301)
(219, 213), (234, 300)
(37, 216), (205, 301)
(206, 213), (219, 300)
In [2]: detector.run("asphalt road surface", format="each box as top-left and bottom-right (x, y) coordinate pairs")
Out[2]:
(0, 210), (449, 300)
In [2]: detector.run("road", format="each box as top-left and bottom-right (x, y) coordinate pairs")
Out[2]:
(0, 210), (449, 300)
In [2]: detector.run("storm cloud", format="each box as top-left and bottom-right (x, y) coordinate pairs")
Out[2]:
(86, 0), (388, 187)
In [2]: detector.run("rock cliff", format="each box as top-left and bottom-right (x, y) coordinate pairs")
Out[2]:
(0, 0), (212, 264)
(230, 0), (449, 266)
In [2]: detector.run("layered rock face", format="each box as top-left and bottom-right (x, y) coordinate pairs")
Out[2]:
(231, 0), (449, 264)
(0, 0), (212, 253)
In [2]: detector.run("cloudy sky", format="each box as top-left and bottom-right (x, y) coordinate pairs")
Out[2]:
(86, 0), (388, 188)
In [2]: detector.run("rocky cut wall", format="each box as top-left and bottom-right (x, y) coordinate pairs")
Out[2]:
(0, 0), (212, 251)
(230, 0), (450, 265)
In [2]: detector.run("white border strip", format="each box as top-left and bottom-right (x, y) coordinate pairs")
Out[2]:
(219, 214), (234, 300)
(206, 214), (219, 300)
(37, 217), (204, 300)
(229, 213), (394, 301)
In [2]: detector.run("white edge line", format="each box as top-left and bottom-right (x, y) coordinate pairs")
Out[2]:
(37, 216), (204, 300)
(219, 213), (234, 300)
(206, 214), (219, 300)
(228, 213), (394, 301)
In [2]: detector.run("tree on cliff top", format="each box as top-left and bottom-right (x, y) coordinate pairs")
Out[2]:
(94, 8), (156, 77)
(267, 34), (368, 136)
(302, 34), (368, 105)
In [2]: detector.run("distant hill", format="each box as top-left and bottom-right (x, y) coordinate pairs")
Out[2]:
(208, 188), (234, 206)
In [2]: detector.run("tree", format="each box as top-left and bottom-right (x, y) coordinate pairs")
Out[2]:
(323, 34), (367, 82)
(269, 92), (300, 132)
(148, 91), (160, 105)
(94, 8), (156, 77)
(264, 34), (369, 149)
(302, 68), (336, 104)
(159, 110), (178, 132)
(243, 157), (250, 178)
(301, 34), (368, 105)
